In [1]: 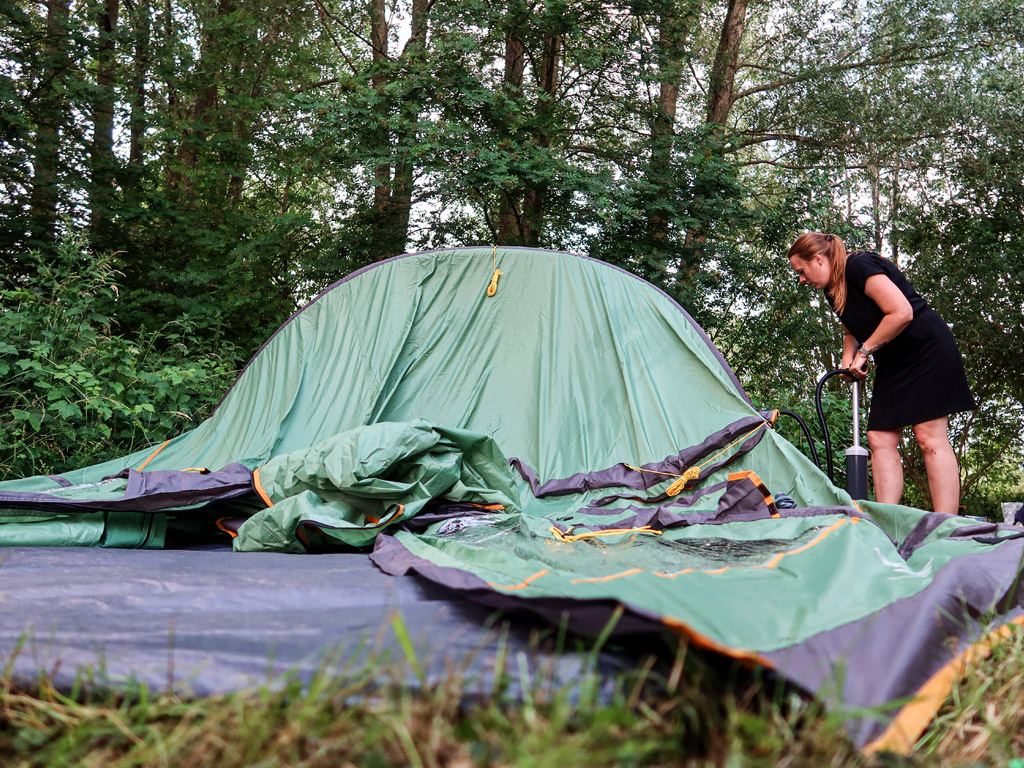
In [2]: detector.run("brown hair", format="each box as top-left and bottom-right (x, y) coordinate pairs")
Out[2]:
(787, 232), (850, 314)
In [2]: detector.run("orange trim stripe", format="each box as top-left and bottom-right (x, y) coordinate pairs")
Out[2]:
(554, 517), (854, 582)
(655, 567), (696, 578)
(487, 569), (550, 591)
(571, 568), (644, 584)
(136, 440), (171, 471)
(215, 518), (239, 539)
(252, 467), (273, 507)
(727, 470), (757, 482)
(661, 615), (776, 668)
(654, 516), (854, 578)
(864, 615), (1024, 755)
(764, 518), (849, 568)
(488, 572), (777, 669)
(369, 505), (404, 528)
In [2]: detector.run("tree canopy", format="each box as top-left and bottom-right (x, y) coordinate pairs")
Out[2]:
(1, 0), (1021, 511)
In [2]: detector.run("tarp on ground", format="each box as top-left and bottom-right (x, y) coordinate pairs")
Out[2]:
(0, 543), (633, 700)
(2, 246), (1022, 753)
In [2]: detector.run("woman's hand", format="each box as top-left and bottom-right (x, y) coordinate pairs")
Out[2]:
(848, 350), (869, 380)
(841, 328), (859, 382)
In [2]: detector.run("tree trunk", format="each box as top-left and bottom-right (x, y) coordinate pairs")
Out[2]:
(497, 14), (559, 248)
(362, 0), (428, 259)
(890, 167), (900, 266)
(227, 8), (286, 208)
(168, 0), (233, 197)
(518, 30), (560, 245)
(369, 0), (391, 214)
(497, 28), (525, 243)
(160, 0), (179, 189)
(27, 0), (70, 247)
(868, 159), (883, 252)
(681, 0), (749, 277)
(128, 0), (150, 168)
(90, 0), (120, 240)
(646, 0), (703, 247)
(706, 0), (749, 130)
(380, 0), (428, 256)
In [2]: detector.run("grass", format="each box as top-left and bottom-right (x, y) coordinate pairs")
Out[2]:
(2, 621), (1024, 767)
(917, 620), (1024, 764)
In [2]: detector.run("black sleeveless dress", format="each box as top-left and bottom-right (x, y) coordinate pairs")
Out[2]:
(827, 252), (975, 430)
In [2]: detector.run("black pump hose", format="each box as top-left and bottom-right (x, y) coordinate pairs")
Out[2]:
(815, 368), (852, 484)
(777, 410), (821, 471)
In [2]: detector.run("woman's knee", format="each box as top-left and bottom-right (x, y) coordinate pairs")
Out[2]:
(868, 429), (901, 454)
(912, 419), (951, 455)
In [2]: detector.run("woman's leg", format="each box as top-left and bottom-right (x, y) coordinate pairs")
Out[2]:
(867, 429), (904, 504)
(912, 417), (960, 515)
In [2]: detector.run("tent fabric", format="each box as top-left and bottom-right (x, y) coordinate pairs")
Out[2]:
(1, 246), (1023, 754)
(236, 419), (521, 552)
(0, 463), (254, 515)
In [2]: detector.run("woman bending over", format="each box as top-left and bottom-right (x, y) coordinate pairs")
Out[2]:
(787, 232), (975, 515)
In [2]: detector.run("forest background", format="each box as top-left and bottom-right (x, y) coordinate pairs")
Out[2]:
(1, 0), (1022, 515)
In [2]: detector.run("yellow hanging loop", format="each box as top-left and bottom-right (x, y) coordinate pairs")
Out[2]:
(487, 268), (502, 297)
(486, 245), (502, 297)
(666, 467), (701, 496)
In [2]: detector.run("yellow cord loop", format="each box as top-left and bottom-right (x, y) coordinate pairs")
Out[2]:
(550, 525), (663, 543)
(627, 420), (770, 496)
(486, 245), (503, 297)
(665, 467), (701, 496)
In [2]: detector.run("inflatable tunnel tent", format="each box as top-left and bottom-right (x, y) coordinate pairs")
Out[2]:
(2, 246), (1023, 754)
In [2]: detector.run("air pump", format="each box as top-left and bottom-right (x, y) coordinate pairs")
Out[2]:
(842, 378), (870, 500)
(813, 368), (869, 499)
(777, 369), (870, 499)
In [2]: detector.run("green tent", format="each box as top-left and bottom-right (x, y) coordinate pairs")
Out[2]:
(2, 247), (1022, 753)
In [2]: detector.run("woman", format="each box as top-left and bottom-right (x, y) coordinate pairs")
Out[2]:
(787, 232), (975, 514)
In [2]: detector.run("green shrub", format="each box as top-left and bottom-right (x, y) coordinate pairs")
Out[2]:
(0, 232), (244, 479)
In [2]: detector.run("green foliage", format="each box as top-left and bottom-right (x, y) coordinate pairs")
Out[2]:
(0, 232), (242, 479)
(1, 0), (1022, 502)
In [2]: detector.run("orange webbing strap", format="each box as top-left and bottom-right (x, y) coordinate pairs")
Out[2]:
(727, 470), (780, 517)
(252, 467), (273, 507)
(136, 440), (171, 471)
(215, 517), (240, 539)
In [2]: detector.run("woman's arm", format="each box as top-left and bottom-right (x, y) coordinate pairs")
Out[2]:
(841, 326), (859, 377)
(849, 274), (914, 378)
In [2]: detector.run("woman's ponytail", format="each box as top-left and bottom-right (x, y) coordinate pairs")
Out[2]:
(824, 234), (849, 314)
(787, 232), (850, 313)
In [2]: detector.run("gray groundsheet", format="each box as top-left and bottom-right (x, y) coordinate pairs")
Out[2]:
(0, 545), (631, 698)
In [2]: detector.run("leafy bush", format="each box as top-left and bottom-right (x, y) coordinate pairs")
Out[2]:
(0, 233), (244, 479)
